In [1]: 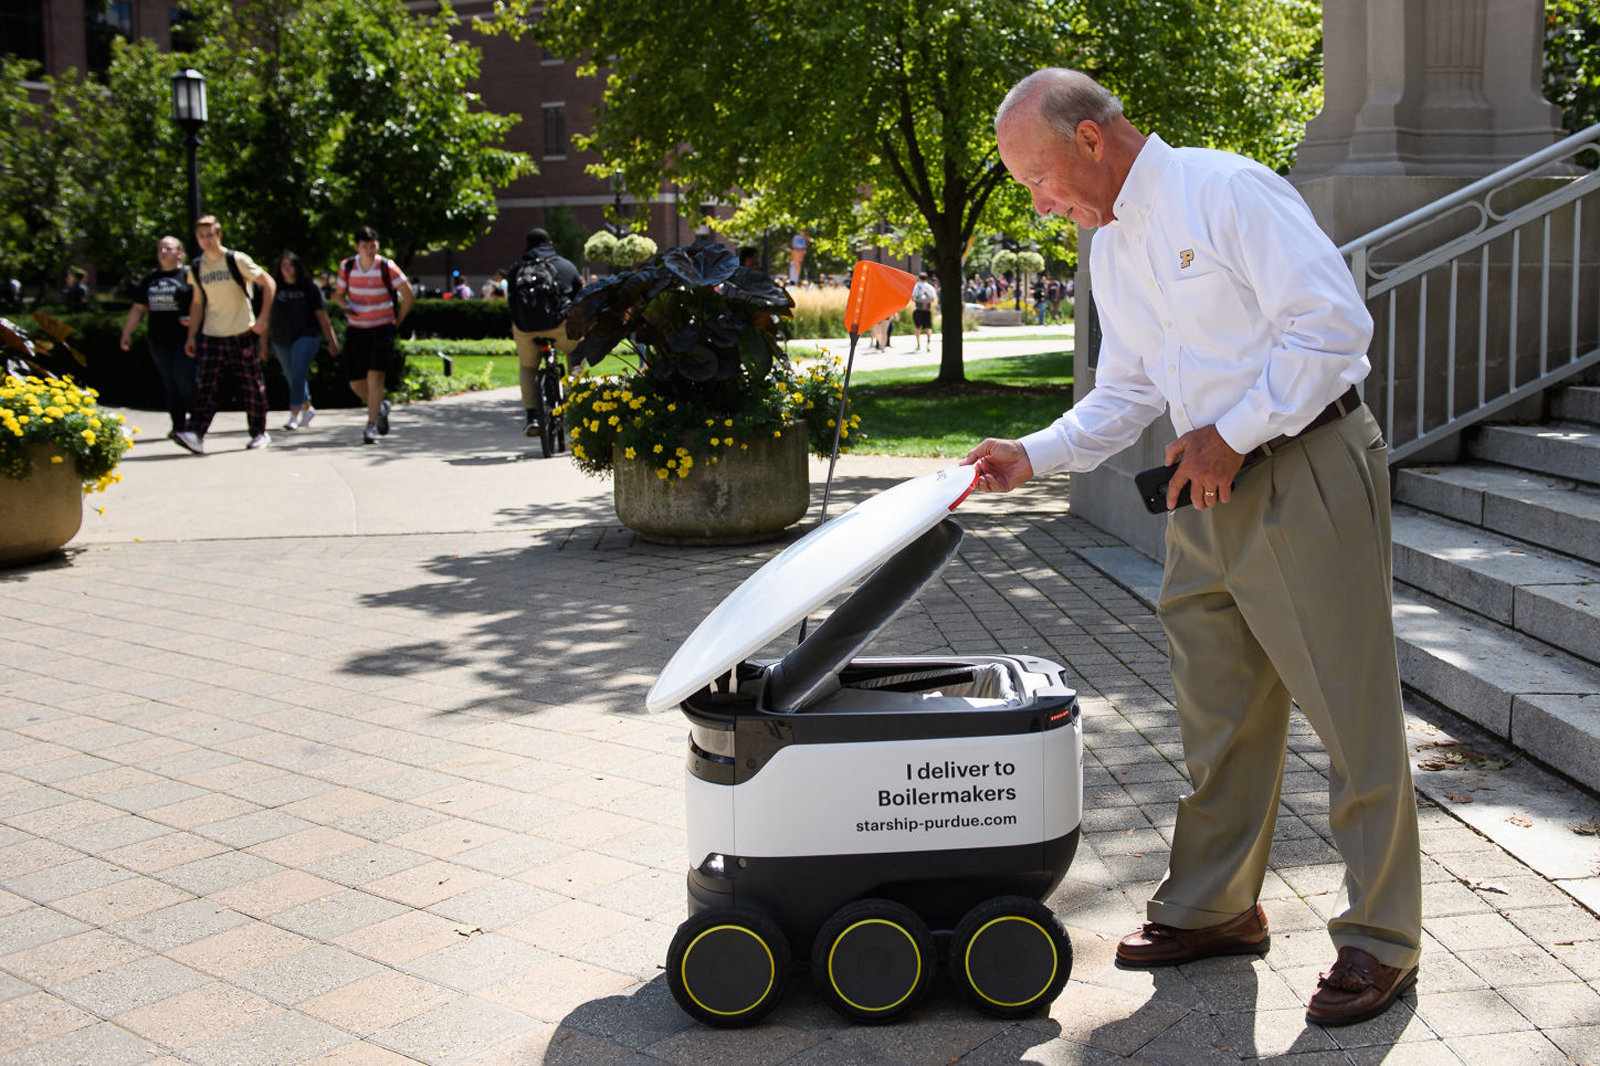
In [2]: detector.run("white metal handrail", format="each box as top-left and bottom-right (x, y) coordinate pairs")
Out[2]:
(1340, 122), (1600, 462)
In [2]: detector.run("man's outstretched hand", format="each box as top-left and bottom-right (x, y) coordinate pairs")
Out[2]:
(961, 439), (1034, 493)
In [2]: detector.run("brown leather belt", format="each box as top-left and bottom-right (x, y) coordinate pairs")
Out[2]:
(1248, 386), (1362, 462)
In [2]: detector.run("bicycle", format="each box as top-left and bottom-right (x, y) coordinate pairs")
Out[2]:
(531, 335), (566, 458)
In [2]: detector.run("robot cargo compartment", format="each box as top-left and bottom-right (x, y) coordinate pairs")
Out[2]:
(687, 653), (1076, 720)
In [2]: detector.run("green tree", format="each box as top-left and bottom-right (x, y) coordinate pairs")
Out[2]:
(1546, 0), (1600, 138)
(0, 59), (93, 300)
(31, 0), (533, 286)
(544, 203), (587, 264)
(492, 0), (1319, 381)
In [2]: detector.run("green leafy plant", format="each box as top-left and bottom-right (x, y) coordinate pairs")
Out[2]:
(1, 316), (136, 492)
(561, 240), (860, 480)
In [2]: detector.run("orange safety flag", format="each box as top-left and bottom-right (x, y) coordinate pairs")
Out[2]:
(843, 261), (917, 337)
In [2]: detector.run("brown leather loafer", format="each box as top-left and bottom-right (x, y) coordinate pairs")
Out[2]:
(1115, 903), (1269, 968)
(1305, 946), (1418, 1026)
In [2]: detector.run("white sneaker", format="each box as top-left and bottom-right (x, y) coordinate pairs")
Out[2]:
(377, 399), (391, 436)
(173, 430), (204, 454)
(283, 413), (300, 430)
(248, 432), (271, 449)
(363, 423), (378, 444)
(299, 406), (315, 428)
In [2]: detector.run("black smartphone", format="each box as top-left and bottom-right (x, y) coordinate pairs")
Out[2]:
(1135, 464), (1193, 514)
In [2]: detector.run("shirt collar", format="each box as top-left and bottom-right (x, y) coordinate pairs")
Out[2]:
(1110, 133), (1172, 228)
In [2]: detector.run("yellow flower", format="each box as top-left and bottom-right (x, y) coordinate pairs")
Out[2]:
(723, 419), (732, 427)
(81, 430), (96, 445)
(624, 446), (636, 459)
(653, 443), (663, 454)
(49, 455), (64, 463)
(656, 468), (669, 480)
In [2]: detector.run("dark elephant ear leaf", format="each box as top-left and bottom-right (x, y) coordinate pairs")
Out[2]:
(660, 247), (705, 287)
(691, 243), (738, 287)
(675, 344), (721, 383)
(727, 268), (793, 311)
(0, 318), (36, 358)
(571, 320), (629, 368)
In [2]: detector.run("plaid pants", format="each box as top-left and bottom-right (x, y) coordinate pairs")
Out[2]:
(190, 330), (268, 437)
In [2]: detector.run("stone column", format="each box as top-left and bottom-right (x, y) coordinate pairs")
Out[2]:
(1292, 0), (1563, 243)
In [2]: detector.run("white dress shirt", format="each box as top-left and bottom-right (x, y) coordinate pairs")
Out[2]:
(1021, 134), (1373, 474)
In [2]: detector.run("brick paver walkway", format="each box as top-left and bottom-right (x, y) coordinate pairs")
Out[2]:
(1, 386), (1597, 1064)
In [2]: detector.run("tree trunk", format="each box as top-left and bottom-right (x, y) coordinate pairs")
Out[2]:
(935, 255), (966, 384)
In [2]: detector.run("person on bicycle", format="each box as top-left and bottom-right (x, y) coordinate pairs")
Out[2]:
(508, 228), (583, 437)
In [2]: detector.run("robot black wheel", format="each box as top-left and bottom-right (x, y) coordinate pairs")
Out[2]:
(811, 899), (936, 1025)
(949, 895), (1072, 1019)
(667, 907), (791, 1027)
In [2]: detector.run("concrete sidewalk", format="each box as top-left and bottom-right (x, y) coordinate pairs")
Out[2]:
(2, 383), (1598, 1064)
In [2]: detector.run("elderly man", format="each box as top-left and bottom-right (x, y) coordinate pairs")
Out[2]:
(964, 68), (1420, 1027)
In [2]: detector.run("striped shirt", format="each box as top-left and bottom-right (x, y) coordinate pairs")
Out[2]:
(338, 255), (405, 329)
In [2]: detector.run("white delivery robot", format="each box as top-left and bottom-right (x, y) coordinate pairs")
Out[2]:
(646, 466), (1085, 1027)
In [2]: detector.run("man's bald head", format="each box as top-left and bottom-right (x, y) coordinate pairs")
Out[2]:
(995, 68), (1123, 140)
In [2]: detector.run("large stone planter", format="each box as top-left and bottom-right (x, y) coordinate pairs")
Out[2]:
(0, 444), (84, 566)
(613, 425), (809, 545)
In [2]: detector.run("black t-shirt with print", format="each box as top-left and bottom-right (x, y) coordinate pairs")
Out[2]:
(135, 268), (193, 345)
(270, 281), (327, 346)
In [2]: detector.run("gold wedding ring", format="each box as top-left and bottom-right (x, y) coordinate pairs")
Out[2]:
(1203, 490), (1217, 497)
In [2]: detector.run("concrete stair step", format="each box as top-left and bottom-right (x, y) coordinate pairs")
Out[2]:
(1392, 506), (1600, 667)
(1468, 421), (1600, 487)
(1553, 384), (1600, 426)
(1394, 587), (1600, 788)
(1393, 462), (1600, 566)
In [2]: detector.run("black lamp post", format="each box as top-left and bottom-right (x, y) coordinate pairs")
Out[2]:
(170, 69), (207, 240)
(606, 171), (629, 236)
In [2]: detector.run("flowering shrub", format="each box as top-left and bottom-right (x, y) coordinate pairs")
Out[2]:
(562, 239), (863, 483)
(1, 373), (135, 492)
(563, 356), (862, 481)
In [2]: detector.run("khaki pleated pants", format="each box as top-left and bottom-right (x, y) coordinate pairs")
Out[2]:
(1149, 405), (1422, 969)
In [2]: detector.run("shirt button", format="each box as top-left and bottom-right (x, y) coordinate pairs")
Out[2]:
(1163, 321), (1172, 329)
(1167, 365), (1176, 373)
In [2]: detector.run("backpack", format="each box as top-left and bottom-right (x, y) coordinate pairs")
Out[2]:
(508, 252), (567, 331)
(341, 254), (399, 314)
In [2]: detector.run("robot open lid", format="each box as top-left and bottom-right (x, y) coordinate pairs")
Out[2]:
(649, 466), (1085, 1028)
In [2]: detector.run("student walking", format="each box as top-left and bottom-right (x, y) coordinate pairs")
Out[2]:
(120, 235), (195, 444)
(333, 226), (414, 445)
(270, 252), (339, 431)
(178, 215), (276, 454)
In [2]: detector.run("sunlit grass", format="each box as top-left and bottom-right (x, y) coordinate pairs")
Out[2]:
(843, 351), (1074, 457)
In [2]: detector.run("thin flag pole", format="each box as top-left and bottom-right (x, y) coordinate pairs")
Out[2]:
(799, 260), (917, 643)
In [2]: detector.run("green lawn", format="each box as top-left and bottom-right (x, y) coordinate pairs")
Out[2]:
(845, 351), (1074, 457)
(396, 340), (637, 391)
(395, 337), (1073, 457)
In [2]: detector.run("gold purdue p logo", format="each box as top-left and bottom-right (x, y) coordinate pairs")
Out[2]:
(1179, 249), (1195, 269)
